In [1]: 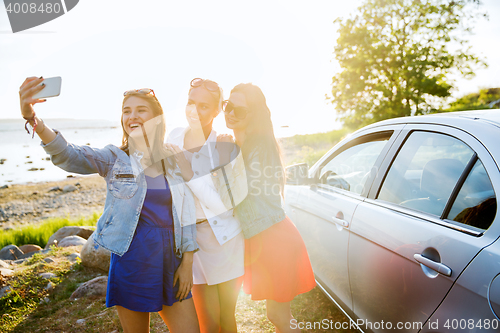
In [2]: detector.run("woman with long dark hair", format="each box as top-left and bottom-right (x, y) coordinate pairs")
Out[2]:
(215, 83), (316, 332)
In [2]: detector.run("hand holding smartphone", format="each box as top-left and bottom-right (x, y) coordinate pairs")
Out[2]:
(32, 76), (62, 99)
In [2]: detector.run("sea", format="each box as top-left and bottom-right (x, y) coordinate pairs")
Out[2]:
(0, 119), (122, 186)
(0, 118), (301, 186)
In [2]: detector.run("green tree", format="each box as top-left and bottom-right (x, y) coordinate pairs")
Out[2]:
(445, 88), (500, 111)
(330, 0), (487, 129)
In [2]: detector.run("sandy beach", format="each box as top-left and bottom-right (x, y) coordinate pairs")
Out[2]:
(0, 175), (106, 230)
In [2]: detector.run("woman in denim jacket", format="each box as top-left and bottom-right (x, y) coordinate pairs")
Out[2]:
(213, 83), (316, 333)
(19, 77), (200, 333)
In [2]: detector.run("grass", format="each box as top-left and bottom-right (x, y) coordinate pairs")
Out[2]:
(1, 237), (360, 332)
(0, 213), (99, 249)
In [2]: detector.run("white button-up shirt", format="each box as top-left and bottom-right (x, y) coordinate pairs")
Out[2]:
(167, 127), (242, 245)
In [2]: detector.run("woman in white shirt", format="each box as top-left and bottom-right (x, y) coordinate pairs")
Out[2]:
(166, 78), (244, 333)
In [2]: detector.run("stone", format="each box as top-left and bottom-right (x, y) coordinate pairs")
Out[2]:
(39, 296), (50, 304)
(70, 276), (108, 299)
(39, 272), (56, 279)
(62, 184), (78, 193)
(0, 244), (24, 260)
(45, 282), (55, 291)
(48, 186), (61, 192)
(19, 244), (42, 254)
(0, 184), (10, 189)
(0, 259), (9, 268)
(43, 257), (55, 263)
(0, 286), (12, 298)
(76, 319), (85, 324)
(81, 238), (110, 272)
(67, 253), (80, 262)
(58, 235), (87, 247)
(12, 259), (26, 265)
(0, 268), (14, 277)
(45, 226), (95, 249)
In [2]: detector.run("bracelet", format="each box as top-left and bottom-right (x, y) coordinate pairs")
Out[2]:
(37, 118), (46, 135)
(23, 112), (37, 139)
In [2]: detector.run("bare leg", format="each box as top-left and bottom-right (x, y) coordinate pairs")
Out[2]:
(266, 300), (300, 333)
(192, 284), (221, 332)
(218, 277), (243, 333)
(158, 297), (200, 333)
(115, 305), (150, 333)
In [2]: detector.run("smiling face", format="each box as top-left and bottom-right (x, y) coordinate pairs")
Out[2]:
(122, 96), (156, 136)
(186, 86), (220, 129)
(225, 92), (251, 131)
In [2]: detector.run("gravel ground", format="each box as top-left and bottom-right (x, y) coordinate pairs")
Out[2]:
(0, 175), (106, 230)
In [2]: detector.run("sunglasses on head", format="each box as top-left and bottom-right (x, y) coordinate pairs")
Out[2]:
(190, 78), (220, 92)
(223, 100), (250, 119)
(124, 88), (155, 97)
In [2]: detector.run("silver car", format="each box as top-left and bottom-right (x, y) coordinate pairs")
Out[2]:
(284, 110), (500, 332)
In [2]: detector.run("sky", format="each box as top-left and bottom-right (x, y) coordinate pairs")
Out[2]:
(1, 0), (500, 138)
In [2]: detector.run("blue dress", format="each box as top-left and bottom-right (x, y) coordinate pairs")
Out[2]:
(106, 174), (192, 312)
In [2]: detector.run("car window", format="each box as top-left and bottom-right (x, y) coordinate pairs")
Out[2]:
(446, 159), (497, 230)
(377, 131), (474, 217)
(318, 134), (391, 195)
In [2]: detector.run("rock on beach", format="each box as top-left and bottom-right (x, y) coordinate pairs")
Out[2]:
(45, 226), (95, 249)
(81, 238), (110, 272)
(0, 244), (24, 260)
(58, 235), (87, 247)
(71, 276), (108, 299)
(19, 244), (42, 254)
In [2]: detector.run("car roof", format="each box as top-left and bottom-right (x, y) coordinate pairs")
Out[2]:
(359, 109), (500, 132)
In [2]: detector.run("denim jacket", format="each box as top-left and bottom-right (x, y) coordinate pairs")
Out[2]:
(41, 130), (198, 257)
(211, 147), (285, 239)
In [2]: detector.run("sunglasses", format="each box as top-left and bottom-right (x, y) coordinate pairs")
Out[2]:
(190, 78), (220, 92)
(124, 88), (155, 96)
(223, 100), (250, 119)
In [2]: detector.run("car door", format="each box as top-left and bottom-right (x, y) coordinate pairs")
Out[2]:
(285, 126), (402, 312)
(348, 124), (499, 332)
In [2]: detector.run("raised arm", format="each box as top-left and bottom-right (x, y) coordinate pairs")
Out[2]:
(19, 77), (115, 177)
(19, 77), (57, 144)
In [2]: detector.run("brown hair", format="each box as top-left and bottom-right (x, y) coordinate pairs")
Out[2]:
(120, 93), (173, 172)
(230, 83), (285, 195)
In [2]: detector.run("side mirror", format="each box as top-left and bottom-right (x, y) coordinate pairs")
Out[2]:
(286, 163), (313, 185)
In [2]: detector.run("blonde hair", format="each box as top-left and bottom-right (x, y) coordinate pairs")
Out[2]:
(188, 79), (224, 115)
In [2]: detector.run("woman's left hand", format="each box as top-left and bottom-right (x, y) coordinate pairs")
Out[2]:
(165, 143), (194, 181)
(173, 251), (194, 301)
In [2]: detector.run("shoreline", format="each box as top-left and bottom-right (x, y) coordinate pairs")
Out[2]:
(0, 174), (106, 230)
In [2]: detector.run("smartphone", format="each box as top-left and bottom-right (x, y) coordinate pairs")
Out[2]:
(32, 77), (62, 99)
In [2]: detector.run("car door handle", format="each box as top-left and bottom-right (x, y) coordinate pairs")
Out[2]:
(414, 254), (452, 277)
(331, 216), (349, 228)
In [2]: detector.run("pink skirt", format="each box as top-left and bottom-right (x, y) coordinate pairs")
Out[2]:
(243, 216), (316, 302)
